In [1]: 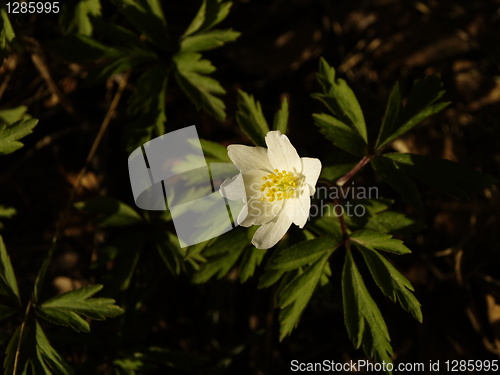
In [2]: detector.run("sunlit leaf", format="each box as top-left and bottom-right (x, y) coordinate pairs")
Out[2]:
(173, 52), (226, 121)
(342, 250), (393, 365)
(272, 97), (289, 134)
(349, 230), (411, 255)
(270, 236), (339, 272)
(0, 118), (38, 155)
(312, 58), (367, 142)
(313, 113), (367, 156)
(236, 90), (270, 147)
(356, 245), (422, 322)
(36, 285), (124, 333)
(277, 252), (330, 340)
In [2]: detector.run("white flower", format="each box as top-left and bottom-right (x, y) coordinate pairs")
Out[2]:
(219, 130), (322, 249)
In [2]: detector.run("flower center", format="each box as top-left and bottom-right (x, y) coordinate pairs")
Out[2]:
(260, 169), (297, 202)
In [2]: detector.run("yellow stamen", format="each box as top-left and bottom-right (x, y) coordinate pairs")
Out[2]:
(259, 169), (298, 202)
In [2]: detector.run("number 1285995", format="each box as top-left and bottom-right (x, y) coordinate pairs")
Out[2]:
(6, 2), (60, 14)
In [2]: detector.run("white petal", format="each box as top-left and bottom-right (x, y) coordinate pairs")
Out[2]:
(251, 211), (293, 249)
(265, 131), (301, 173)
(301, 157), (322, 195)
(219, 173), (246, 201)
(284, 192), (311, 228)
(242, 169), (270, 200)
(239, 197), (284, 227)
(227, 145), (273, 173)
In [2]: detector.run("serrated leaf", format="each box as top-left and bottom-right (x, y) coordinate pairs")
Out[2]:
(0, 236), (21, 306)
(239, 247), (266, 282)
(36, 285), (124, 332)
(4, 322), (75, 375)
(34, 321), (75, 374)
(356, 245), (422, 322)
(113, 0), (169, 51)
(384, 153), (498, 199)
(180, 29), (240, 52)
(349, 230), (411, 255)
(173, 51), (226, 121)
(370, 155), (423, 212)
(376, 75), (450, 149)
(277, 252), (330, 340)
(183, 0), (233, 37)
(342, 250), (393, 366)
(0, 118), (38, 155)
(272, 97), (289, 134)
(270, 236), (339, 271)
(124, 65), (168, 152)
(313, 58), (367, 142)
(75, 196), (143, 227)
(313, 113), (367, 156)
(60, 0), (102, 36)
(235, 90), (270, 147)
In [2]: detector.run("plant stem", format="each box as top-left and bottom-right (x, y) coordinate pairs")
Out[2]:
(336, 155), (371, 187)
(13, 299), (32, 375)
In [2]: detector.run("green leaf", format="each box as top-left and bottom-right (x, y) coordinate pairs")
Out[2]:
(34, 321), (75, 374)
(349, 230), (411, 255)
(239, 247), (266, 282)
(181, 29), (240, 52)
(192, 229), (248, 283)
(0, 205), (16, 230)
(270, 236), (339, 271)
(113, 0), (169, 51)
(376, 75), (450, 149)
(342, 250), (393, 365)
(36, 284), (124, 333)
(199, 139), (231, 162)
(363, 210), (425, 235)
(313, 58), (367, 142)
(173, 51), (226, 121)
(384, 153), (498, 199)
(235, 90), (270, 147)
(0, 8), (15, 61)
(183, 0), (233, 37)
(313, 113), (366, 156)
(356, 245), (422, 322)
(60, 0), (102, 36)
(272, 97), (289, 134)
(375, 82), (401, 148)
(0, 235), (21, 306)
(0, 118), (38, 155)
(4, 322), (75, 375)
(370, 155), (423, 212)
(75, 196), (143, 227)
(125, 64), (168, 152)
(156, 232), (184, 275)
(0, 105), (29, 124)
(277, 252), (330, 340)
